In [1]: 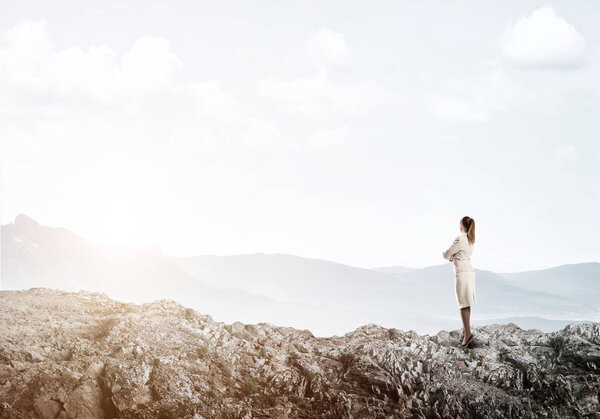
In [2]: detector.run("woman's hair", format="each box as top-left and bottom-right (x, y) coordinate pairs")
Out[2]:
(461, 216), (475, 245)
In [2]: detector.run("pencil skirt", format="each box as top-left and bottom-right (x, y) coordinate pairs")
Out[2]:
(455, 271), (477, 309)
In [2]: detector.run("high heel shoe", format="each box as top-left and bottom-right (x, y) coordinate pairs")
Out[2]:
(459, 333), (474, 349)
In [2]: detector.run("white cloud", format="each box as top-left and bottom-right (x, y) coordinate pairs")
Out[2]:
(121, 36), (184, 87)
(305, 126), (350, 147)
(425, 5), (593, 123)
(257, 28), (388, 120)
(235, 118), (282, 150)
(424, 67), (534, 123)
(5, 19), (52, 59)
(306, 28), (353, 66)
(187, 79), (238, 118)
(258, 28), (387, 117)
(501, 5), (586, 69)
(0, 21), (374, 155)
(258, 74), (386, 116)
(553, 144), (578, 160)
(0, 19), (282, 153)
(425, 94), (488, 124)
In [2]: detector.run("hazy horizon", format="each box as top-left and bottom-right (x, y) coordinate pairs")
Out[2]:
(2, 213), (598, 274)
(3, 212), (599, 337)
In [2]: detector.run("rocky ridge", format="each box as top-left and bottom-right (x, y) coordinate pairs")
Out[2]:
(0, 288), (599, 418)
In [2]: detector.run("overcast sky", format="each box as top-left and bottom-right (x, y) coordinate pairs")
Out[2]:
(1, 1), (599, 272)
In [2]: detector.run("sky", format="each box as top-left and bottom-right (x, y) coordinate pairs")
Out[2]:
(1, 0), (599, 272)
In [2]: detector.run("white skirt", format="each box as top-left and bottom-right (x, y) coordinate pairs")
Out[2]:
(455, 271), (477, 309)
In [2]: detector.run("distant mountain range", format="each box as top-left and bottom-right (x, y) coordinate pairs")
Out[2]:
(498, 263), (600, 307)
(372, 265), (417, 274)
(1, 214), (598, 336)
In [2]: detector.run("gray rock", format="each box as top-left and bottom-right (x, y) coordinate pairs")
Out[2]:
(0, 288), (599, 418)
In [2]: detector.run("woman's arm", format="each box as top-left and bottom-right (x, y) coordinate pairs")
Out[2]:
(442, 236), (460, 260)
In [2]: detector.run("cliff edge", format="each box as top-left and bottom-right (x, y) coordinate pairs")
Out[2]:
(0, 288), (599, 418)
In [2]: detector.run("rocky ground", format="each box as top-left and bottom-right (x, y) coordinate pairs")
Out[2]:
(0, 288), (599, 418)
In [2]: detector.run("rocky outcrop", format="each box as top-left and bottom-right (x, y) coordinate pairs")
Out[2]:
(0, 288), (598, 418)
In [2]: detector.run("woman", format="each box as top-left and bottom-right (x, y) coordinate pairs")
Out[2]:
(442, 216), (476, 348)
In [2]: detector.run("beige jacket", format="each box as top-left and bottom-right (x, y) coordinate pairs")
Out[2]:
(442, 233), (475, 274)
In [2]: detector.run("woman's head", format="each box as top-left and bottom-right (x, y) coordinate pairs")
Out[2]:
(460, 216), (475, 245)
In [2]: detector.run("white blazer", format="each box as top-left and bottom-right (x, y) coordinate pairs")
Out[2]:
(442, 233), (475, 274)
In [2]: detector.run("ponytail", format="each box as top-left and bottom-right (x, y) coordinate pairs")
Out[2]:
(461, 216), (476, 245)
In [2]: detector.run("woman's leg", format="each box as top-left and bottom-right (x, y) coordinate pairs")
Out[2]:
(460, 306), (471, 345)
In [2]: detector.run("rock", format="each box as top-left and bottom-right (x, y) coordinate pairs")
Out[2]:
(0, 288), (599, 418)
(33, 397), (62, 419)
(24, 347), (45, 362)
(501, 337), (519, 346)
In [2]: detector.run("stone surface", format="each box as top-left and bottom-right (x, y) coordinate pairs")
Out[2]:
(0, 288), (599, 418)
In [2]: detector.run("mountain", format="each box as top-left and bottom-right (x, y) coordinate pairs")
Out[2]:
(0, 214), (303, 329)
(2, 214), (598, 337)
(498, 262), (600, 308)
(1, 288), (598, 418)
(169, 253), (428, 310)
(1, 215), (437, 335)
(473, 316), (595, 332)
(390, 264), (596, 320)
(169, 253), (598, 333)
(372, 265), (417, 274)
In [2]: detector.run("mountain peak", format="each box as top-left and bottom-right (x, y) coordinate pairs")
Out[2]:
(14, 213), (40, 228)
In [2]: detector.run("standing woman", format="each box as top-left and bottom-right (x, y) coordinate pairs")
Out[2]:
(442, 216), (476, 348)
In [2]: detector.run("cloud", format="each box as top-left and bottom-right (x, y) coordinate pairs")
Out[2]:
(305, 126), (350, 147)
(0, 19), (287, 154)
(0, 20), (368, 155)
(187, 79), (238, 118)
(0, 20), (226, 111)
(501, 5), (587, 69)
(424, 67), (534, 123)
(258, 28), (387, 117)
(553, 144), (578, 160)
(424, 6), (585, 124)
(306, 28), (353, 66)
(258, 74), (386, 116)
(121, 36), (184, 88)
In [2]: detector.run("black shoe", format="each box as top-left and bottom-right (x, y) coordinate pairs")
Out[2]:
(459, 330), (464, 343)
(460, 333), (474, 349)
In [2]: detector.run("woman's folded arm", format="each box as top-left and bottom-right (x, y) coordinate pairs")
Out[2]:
(442, 236), (460, 260)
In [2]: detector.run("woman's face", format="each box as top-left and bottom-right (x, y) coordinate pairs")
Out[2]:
(459, 221), (465, 233)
